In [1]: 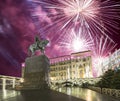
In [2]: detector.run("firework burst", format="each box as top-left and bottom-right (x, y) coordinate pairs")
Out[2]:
(62, 0), (99, 22)
(28, 0), (120, 42)
(92, 35), (117, 77)
(27, 0), (120, 57)
(58, 28), (94, 53)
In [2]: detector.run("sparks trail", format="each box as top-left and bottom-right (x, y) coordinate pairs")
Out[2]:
(28, 0), (120, 41)
(92, 35), (117, 77)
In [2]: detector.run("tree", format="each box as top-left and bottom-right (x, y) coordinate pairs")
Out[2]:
(96, 69), (120, 89)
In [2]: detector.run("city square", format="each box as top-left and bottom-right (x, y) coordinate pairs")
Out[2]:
(0, 0), (120, 101)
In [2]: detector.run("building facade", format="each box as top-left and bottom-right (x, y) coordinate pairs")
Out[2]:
(102, 48), (120, 73)
(50, 51), (92, 82)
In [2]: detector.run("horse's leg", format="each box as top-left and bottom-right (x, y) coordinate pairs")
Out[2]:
(32, 48), (35, 56)
(31, 50), (33, 56)
(41, 49), (44, 54)
(28, 47), (32, 56)
(28, 49), (31, 56)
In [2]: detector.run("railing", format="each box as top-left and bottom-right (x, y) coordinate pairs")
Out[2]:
(88, 86), (120, 99)
(50, 77), (101, 86)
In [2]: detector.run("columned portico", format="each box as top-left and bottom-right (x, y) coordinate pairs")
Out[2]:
(0, 75), (21, 90)
(12, 79), (16, 88)
(2, 78), (6, 90)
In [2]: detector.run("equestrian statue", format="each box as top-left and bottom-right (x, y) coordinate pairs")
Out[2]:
(28, 36), (49, 56)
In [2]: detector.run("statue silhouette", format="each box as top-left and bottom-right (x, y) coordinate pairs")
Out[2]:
(29, 36), (49, 56)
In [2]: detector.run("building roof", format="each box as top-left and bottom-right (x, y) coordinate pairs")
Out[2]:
(50, 50), (92, 63)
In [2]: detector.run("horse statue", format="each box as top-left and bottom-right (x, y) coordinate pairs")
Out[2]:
(28, 36), (49, 56)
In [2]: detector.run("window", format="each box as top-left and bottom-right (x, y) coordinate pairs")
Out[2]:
(83, 58), (86, 61)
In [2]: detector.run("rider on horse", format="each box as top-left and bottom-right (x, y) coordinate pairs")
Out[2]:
(28, 36), (49, 56)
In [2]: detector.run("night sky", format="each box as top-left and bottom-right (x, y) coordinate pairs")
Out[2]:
(0, 0), (120, 77)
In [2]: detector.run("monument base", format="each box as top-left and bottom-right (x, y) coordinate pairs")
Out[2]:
(19, 55), (50, 90)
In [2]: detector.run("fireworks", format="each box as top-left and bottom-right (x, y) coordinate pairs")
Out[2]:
(93, 35), (117, 57)
(58, 28), (94, 53)
(29, 0), (120, 41)
(92, 35), (117, 77)
(28, 0), (120, 57)
(27, 0), (120, 76)
(63, 0), (99, 21)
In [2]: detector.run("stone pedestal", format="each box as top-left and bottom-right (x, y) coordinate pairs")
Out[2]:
(22, 55), (50, 90)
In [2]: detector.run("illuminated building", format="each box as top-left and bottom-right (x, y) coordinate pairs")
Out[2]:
(102, 48), (120, 73)
(0, 75), (21, 90)
(50, 51), (92, 82)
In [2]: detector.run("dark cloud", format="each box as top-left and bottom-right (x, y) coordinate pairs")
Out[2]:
(0, 0), (36, 76)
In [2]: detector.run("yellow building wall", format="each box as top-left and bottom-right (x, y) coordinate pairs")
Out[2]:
(50, 52), (92, 82)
